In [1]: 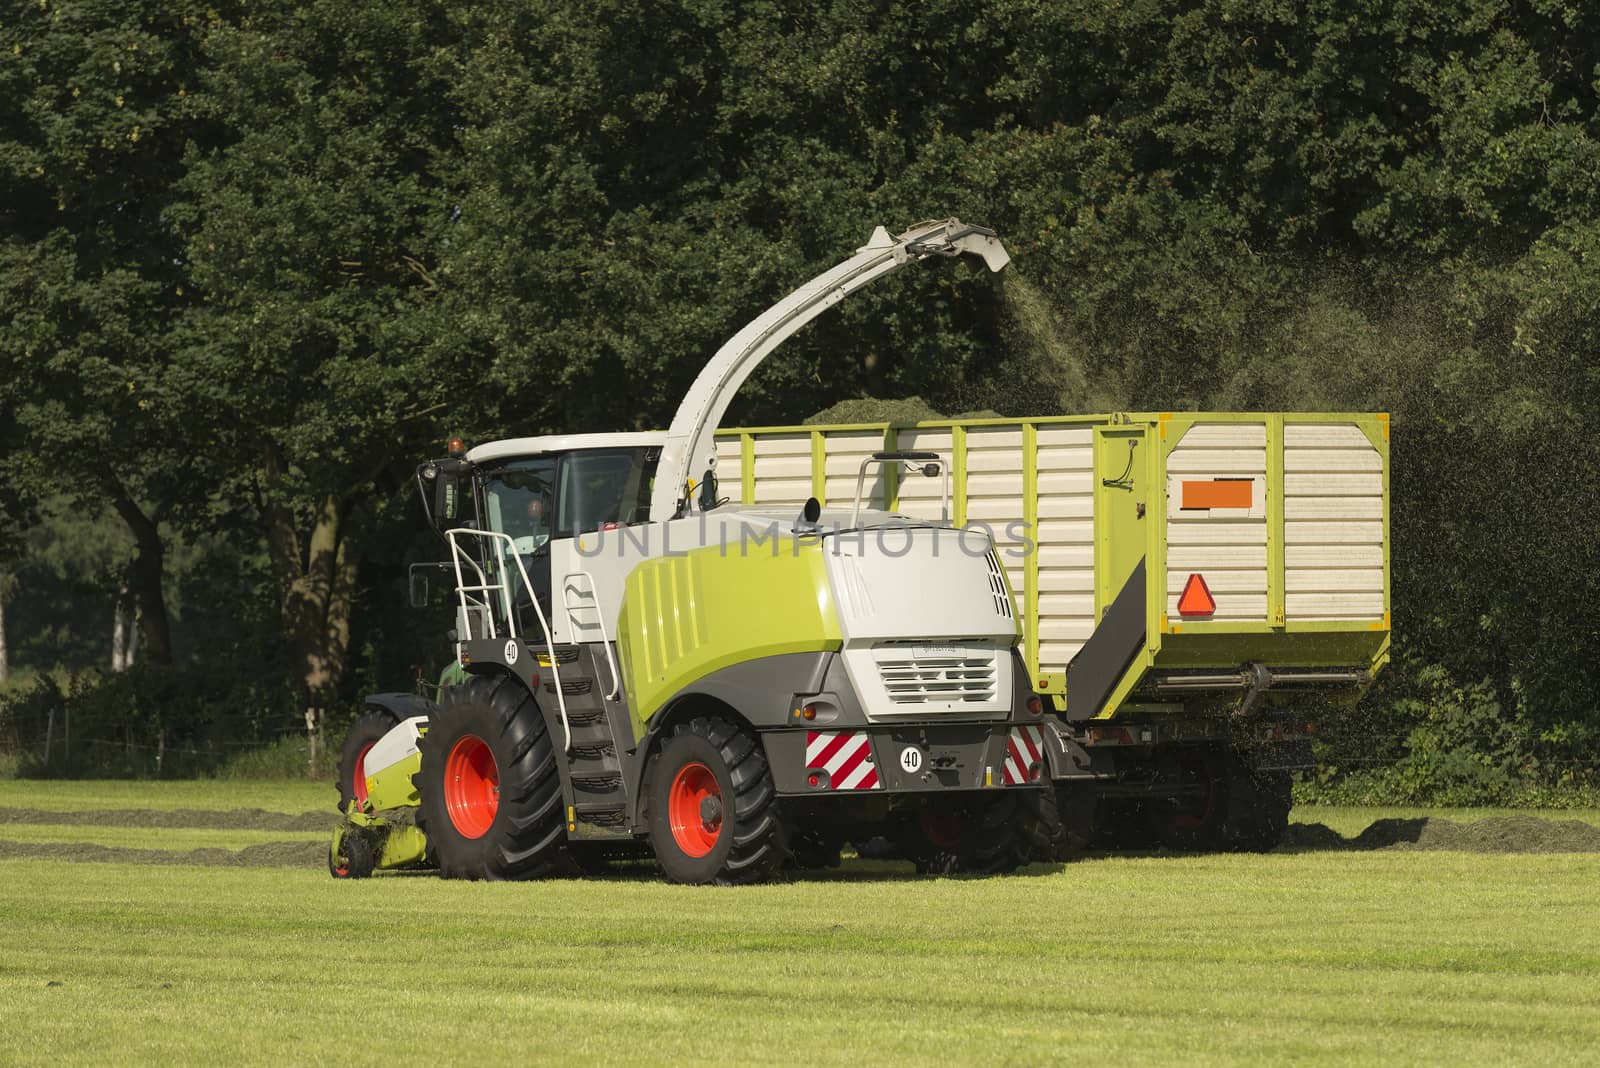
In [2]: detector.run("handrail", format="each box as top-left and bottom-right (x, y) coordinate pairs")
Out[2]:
(561, 570), (622, 700)
(850, 453), (951, 529)
(444, 527), (571, 751)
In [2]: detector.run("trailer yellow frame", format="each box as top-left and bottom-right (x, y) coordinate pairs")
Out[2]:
(720, 411), (1390, 720)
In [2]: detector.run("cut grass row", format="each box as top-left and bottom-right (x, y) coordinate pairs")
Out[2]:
(2, 848), (1598, 1066)
(0, 823), (327, 850)
(0, 778), (334, 813)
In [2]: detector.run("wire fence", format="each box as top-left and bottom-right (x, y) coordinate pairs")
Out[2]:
(0, 706), (344, 779)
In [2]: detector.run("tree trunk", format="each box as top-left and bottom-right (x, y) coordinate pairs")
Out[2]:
(112, 584), (133, 672)
(108, 484), (173, 664)
(262, 442), (367, 776)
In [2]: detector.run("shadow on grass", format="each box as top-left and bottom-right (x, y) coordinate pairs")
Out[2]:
(1279, 816), (1600, 854)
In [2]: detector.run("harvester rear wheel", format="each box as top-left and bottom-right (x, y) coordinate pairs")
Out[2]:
(337, 711), (398, 814)
(644, 715), (787, 885)
(416, 676), (567, 880)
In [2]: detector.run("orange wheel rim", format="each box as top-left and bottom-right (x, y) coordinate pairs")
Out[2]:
(667, 762), (722, 857)
(444, 734), (499, 839)
(352, 743), (375, 807)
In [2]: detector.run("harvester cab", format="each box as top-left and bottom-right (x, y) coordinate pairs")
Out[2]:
(332, 219), (1058, 884)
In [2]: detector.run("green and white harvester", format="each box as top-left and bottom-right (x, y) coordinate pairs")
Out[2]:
(332, 220), (1058, 884)
(331, 218), (1392, 882)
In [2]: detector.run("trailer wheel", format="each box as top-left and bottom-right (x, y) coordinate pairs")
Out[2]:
(415, 676), (567, 880)
(329, 828), (376, 879)
(337, 711), (398, 814)
(643, 715), (787, 885)
(1152, 746), (1230, 851)
(1221, 758), (1291, 852)
(907, 793), (1028, 875)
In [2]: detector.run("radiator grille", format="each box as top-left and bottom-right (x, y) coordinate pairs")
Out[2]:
(875, 648), (999, 705)
(985, 551), (1014, 619)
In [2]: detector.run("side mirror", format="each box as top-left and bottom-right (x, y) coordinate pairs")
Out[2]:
(793, 496), (822, 533)
(421, 458), (472, 530)
(409, 570), (429, 608)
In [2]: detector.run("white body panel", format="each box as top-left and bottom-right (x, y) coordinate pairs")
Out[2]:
(1164, 422), (1270, 623)
(1033, 424), (1097, 670)
(824, 526), (1017, 721)
(468, 431), (666, 465)
(1283, 423), (1386, 621)
(364, 716), (428, 786)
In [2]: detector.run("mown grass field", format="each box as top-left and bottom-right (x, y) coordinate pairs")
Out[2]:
(2, 783), (1598, 1066)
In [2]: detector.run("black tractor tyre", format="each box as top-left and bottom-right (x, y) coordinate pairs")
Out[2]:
(789, 829), (845, 871)
(415, 676), (568, 881)
(337, 711), (399, 815)
(1148, 746), (1292, 853)
(1052, 782), (1102, 857)
(1221, 756), (1292, 853)
(329, 829), (376, 879)
(1151, 746), (1232, 852)
(907, 793), (1029, 875)
(643, 716), (788, 885)
(1016, 785), (1069, 862)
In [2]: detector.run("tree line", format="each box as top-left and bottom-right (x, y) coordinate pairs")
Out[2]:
(1, 0), (1596, 796)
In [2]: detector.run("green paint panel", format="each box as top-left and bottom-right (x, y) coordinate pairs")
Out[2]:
(1155, 630), (1388, 669)
(364, 752), (421, 812)
(616, 537), (843, 730)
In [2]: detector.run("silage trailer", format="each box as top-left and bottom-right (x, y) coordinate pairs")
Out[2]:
(712, 410), (1391, 850)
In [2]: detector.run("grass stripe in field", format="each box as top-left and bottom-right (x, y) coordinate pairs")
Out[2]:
(0, 853), (1597, 1066)
(0, 779), (335, 813)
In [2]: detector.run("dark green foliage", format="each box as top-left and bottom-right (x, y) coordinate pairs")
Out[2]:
(1, 0), (1597, 793)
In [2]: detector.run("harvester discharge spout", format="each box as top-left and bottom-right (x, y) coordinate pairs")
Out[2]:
(649, 218), (1011, 521)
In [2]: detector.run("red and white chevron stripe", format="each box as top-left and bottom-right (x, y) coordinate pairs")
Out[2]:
(805, 731), (880, 790)
(1002, 725), (1045, 785)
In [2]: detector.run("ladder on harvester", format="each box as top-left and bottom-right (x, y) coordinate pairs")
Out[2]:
(444, 528), (572, 750)
(556, 572), (629, 838)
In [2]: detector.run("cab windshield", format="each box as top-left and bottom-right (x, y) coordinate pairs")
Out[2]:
(555, 447), (656, 536)
(481, 458), (555, 555)
(479, 447), (656, 551)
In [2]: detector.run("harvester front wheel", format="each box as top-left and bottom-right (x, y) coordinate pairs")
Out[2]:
(329, 828), (376, 879)
(416, 676), (567, 880)
(644, 716), (786, 885)
(337, 711), (397, 815)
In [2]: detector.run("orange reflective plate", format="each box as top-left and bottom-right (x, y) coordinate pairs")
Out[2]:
(1181, 479), (1253, 510)
(1177, 573), (1216, 616)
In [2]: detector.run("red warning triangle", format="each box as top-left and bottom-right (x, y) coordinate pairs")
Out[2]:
(1177, 573), (1216, 617)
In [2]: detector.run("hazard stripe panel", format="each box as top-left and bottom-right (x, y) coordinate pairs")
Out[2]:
(1001, 725), (1045, 786)
(804, 731), (880, 790)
